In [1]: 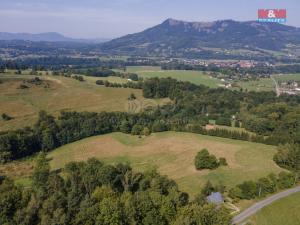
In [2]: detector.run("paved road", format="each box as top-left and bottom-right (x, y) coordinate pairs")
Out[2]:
(271, 76), (280, 97)
(232, 185), (300, 224)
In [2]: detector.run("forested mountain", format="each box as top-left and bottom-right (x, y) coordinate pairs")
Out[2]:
(100, 19), (300, 58)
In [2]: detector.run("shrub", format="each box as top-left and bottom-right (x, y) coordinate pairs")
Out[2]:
(120, 120), (131, 134)
(234, 120), (240, 128)
(228, 186), (242, 199)
(1, 113), (13, 121)
(237, 181), (257, 199)
(215, 117), (231, 126)
(96, 80), (104, 85)
(143, 127), (151, 136)
(256, 177), (276, 197)
(277, 171), (295, 189)
(152, 121), (168, 132)
(26, 77), (42, 85)
(128, 93), (136, 100)
(219, 157), (228, 166)
(195, 149), (219, 170)
(18, 84), (29, 89)
(131, 124), (143, 135)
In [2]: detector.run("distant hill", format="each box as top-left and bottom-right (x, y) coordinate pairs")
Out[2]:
(100, 19), (300, 58)
(0, 32), (109, 43)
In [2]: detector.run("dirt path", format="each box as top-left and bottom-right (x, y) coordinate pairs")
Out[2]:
(232, 185), (300, 224)
(271, 75), (280, 97)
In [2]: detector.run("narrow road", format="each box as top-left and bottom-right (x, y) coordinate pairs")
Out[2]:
(232, 185), (300, 225)
(271, 75), (280, 97)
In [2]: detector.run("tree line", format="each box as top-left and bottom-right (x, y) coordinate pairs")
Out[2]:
(229, 171), (296, 200)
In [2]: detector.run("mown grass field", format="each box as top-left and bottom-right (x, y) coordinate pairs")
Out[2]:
(273, 73), (300, 82)
(126, 66), (222, 88)
(45, 131), (282, 197)
(0, 73), (168, 131)
(249, 191), (300, 225)
(234, 78), (275, 92)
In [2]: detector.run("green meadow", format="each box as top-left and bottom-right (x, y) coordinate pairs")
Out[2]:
(126, 66), (222, 88)
(44, 131), (282, 197)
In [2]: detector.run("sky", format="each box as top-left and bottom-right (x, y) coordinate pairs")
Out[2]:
(0, 0), (299, 39)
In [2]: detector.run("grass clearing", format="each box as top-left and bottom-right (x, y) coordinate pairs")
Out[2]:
(45, 131), (282, 197)
(249, 191), (300, 225)
(126, 66), (221, 88)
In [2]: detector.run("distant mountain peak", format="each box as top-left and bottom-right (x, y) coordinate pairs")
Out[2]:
(163, 18), (182, 25)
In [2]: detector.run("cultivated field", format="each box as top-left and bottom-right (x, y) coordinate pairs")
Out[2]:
(0, 73), (168, 131)
(45, 131), (282, 197)
(126, 66), (222, 88)
(249, 191), (300, 225)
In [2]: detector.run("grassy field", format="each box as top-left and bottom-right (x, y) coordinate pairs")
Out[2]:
(249, 191), (300, 225)
(44, 131), (282, 197)
(234, 78), (275, 92)
(0, 73), (168, 131)
(273, 73), (300, 82)
(82, 74), (129, 84)
(126, 66), (222, 88)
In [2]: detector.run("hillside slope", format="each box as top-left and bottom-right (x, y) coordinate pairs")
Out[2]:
(100, 19), (300, 58)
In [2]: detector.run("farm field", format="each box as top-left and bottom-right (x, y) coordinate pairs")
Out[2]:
(249, 191), (300, 225)
(43, 131), (283, 197)
(0, 73), (168, 131)
(126, 66), (222, 88)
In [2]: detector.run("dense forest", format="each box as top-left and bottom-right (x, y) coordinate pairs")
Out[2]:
(0, 154), (231, 225)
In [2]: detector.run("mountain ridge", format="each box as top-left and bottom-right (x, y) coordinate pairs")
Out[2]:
(99, 18), (300, 58)
(0, 32), (109, 43)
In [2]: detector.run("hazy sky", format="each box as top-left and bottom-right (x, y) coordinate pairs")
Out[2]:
(1, 0), (299, 39)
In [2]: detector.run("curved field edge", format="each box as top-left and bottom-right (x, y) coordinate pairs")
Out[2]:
(249, 191), (300, 225)
(46, 131), (283, 197)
